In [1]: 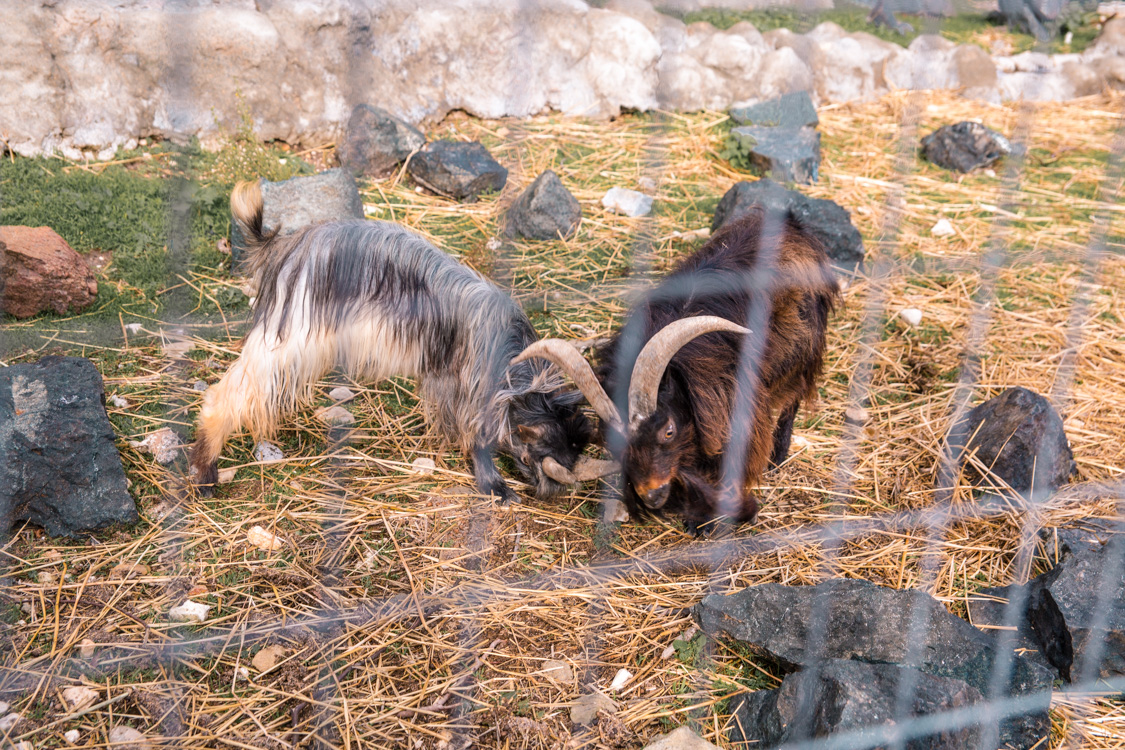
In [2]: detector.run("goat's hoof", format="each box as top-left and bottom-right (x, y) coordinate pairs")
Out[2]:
(189, 462), (218, 497)
(685, 516), (733, 538)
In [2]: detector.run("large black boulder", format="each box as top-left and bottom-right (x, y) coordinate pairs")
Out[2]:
(728, 126), (821, 185)
(505, 170), (582, 240)
(729, 91), (819, 130)
(970, 531), (1125, 683)
(0, 357), (138, 537)
(949, 387), (1075, 498)
(231, 169), (365, 266)
(921, 122), (1012, 173)
(407, 140), (508, 202)
(695, 578), (1053, 748)
(337, 104), (426, 177)
(730, 659), (984, 749)
(712, 179), (864, 271)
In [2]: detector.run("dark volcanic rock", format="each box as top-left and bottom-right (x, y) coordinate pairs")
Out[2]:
(921, 121), (1012, 173)
(0, 357), (138, 537)
(1042, 521), (1119, 558)
(729, 91), (818, 130)
(695, 578), (1052, 748)
(505, 170), (582, 240)
(232, 169), (365, 265)
(967, 583), (1058, 676)
(998, 0), (1065, 41)
(337, 104), (426, 177)
(867, 0), (916, 34)
(407, 140), (508, 202)
(971, 534), (1125, 683)
(729, 126), (820, 185)
(730, 660), (984, 749)
(1, 226), (98, 319)
(950, 387), (1075, 498)
(712, 179), (864, 270)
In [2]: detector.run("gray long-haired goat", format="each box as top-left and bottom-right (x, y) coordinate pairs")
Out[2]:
(190, 182), (614, 502)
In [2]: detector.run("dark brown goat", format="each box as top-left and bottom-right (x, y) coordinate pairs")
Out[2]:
(517, 208), (838, 533)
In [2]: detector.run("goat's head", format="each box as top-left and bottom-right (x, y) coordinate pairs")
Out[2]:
(505, 387), (595, 500)
(514, 316), (747, 511)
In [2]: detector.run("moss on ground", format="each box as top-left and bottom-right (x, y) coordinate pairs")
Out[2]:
(0, 129), (313, 353)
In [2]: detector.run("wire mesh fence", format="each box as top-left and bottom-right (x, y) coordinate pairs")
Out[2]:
(1, 2), (1124, 749)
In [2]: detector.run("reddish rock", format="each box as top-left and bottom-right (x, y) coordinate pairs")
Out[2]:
(0, 226), (97, 318)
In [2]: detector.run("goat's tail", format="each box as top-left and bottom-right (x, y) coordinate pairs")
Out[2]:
(231, 180), (274, 277)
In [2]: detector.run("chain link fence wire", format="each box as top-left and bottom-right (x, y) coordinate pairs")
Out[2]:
(2, 1), (1124, 748)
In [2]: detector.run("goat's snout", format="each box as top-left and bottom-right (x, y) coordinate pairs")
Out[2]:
(639, 481), (671, 509)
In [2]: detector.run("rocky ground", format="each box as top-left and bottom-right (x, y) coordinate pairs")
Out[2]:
(0, 90), (1124, 748)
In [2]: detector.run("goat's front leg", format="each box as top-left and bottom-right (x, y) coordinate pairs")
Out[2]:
(677, 471), (721, 537)
(679, 471), (758, 536)
(471, 443), (519, 505)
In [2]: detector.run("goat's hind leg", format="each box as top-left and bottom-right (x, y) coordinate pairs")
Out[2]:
(769, 399), (800, 469)
(190, 338), (300, 495)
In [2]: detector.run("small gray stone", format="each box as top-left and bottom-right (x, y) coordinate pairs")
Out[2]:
(730, 91), (818, 130)
(570, 692), (616, 726)
(712, 179), (864, 270)
(192, 380), (209, 392)
(602, 187), (653, 217)
(643, 726), (721, 750)
(1, 356), (138, 537)
(317, 406), (355, 427)
(337, 104), (425, 177)
(232, 169), (365, 265)
(921, 122), (1012, 173)
(407, 140), (508, 202)
(728, 126), (820, 185)
(260, 168), (365, 237)
(506, 170), (582, 240)
(540, 659), (575, 685)
(730, 660), (983, 749)
(329, 386), (356, 403)
(948, 387), (1075, 499)
(254, 441), (284, 463)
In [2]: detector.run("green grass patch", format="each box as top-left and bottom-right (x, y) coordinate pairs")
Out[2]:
(675, 2), (1099, 54)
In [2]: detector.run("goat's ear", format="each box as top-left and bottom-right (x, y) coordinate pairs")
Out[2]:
(517, 424), (545, 443)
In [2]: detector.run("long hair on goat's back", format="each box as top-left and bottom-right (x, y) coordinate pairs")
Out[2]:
(230, 180), (277, 280)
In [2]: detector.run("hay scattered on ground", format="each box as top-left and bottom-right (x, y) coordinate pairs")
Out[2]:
(2, 90), (1124, 749)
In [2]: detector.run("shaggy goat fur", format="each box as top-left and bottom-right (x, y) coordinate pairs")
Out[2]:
(597, 208), (839, 533)
(190, 182), (590, 502)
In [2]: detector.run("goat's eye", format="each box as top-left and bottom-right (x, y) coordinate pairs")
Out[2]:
(661, 422), (676, 442)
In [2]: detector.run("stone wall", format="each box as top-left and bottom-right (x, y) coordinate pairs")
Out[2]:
(1, 0), (1122, 160)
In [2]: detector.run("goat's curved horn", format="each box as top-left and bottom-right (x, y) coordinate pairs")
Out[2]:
(512, 340), (624, 433)
(627, 316), (749, 429)
(571, 456), (620, 482)
(542, 456), (620, 485)
(542, 457), (577, 484)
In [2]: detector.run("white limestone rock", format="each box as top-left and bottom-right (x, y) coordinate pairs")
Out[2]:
(602, 187), (653, 217)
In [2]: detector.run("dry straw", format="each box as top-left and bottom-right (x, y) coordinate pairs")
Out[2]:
(2, 90), (1124, 748)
